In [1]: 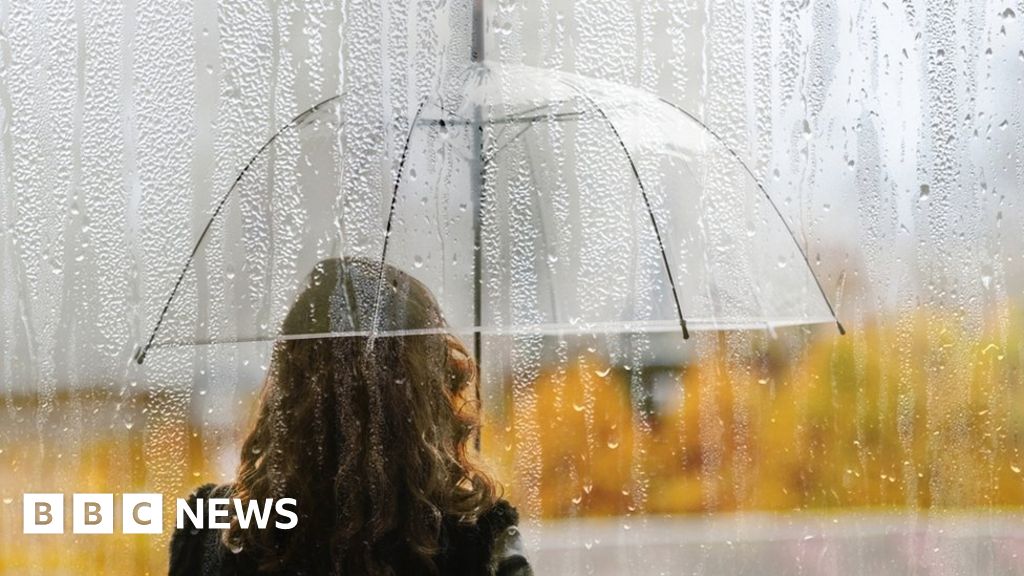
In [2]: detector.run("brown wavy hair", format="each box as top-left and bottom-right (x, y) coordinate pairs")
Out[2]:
(226, 258), (497, 574)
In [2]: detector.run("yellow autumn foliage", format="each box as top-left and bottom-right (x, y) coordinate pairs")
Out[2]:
(4, 306), (1023, 574)
(487, 306), (1024, 517)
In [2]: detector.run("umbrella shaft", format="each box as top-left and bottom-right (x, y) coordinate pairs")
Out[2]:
(471, 109), (485, 451)
(471, 0), (484, 62)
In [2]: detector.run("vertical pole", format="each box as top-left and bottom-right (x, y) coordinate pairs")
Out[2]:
(472, 0), (485, 63)
(470, 0), (485, 450)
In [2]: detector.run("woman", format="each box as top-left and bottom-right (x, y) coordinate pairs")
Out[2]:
(170, 257), (532, 576)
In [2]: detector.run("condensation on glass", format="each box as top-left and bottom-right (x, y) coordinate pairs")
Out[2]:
(0, 1), (1021, 574)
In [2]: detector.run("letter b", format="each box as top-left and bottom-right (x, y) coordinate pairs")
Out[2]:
(73, 494), (113, 534)
(23, 494), (64, 534)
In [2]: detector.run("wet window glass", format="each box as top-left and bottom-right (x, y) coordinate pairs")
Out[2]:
(1, 1), (1021, 574)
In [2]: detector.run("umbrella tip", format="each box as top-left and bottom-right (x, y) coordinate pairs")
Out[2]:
(132, 345), (147, 365)
(682, 321), (690, 340)
(836, 321), (846, 336)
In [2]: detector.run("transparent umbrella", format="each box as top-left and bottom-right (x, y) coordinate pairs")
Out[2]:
(133, 61), (842, 364)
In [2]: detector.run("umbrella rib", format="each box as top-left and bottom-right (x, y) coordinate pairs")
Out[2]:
(419, 110), (586, 127)
(655, 97), (845, 336)
(489, 121), (536, 158)
(562, 82), (690, 340)
(134, 94), (345, 364)
(372, 99), (429, 338)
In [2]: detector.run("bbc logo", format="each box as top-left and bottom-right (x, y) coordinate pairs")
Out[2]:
(23, 493), (163, 534)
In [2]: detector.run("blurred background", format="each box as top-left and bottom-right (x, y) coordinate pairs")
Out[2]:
(1, 0), (1023, 574)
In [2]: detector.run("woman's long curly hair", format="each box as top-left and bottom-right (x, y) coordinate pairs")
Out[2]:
(226, 258), (497, 574)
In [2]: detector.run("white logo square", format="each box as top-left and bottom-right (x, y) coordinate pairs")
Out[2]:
(122, 493), (163, 534)
(73, 493), (114, 534)
(23, 493), (64, 534)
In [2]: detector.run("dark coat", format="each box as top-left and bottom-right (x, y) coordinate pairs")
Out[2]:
(169, 484), (533, 576)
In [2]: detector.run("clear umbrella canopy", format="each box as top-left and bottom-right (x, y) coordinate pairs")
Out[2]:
(136, 62), (840, 362)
